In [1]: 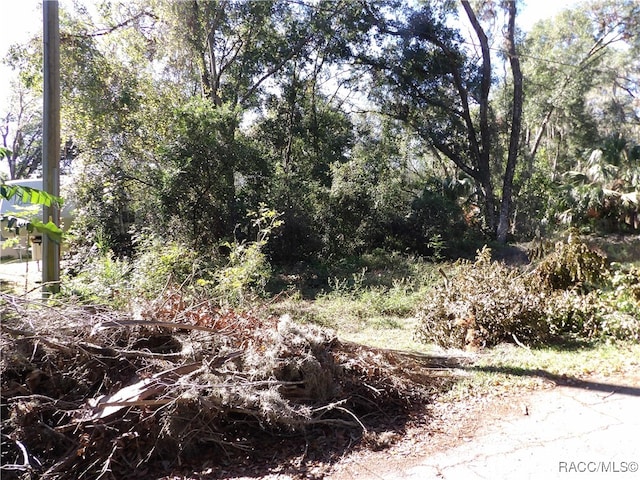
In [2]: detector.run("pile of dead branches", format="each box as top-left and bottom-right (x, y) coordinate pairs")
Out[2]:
(1, 291), (449, 479)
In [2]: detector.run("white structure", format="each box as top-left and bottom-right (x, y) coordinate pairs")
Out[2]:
(0, 177), (74, 259)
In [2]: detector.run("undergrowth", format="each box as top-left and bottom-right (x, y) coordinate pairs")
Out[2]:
(59, 224), (639, 353)
(267, 257), (436, 349)
(60, 206), (282, 308)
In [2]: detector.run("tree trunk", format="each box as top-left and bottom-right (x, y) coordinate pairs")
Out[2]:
(480, 171), (497, 235)
(497, 0), (523, 243)
(461, 1), (496, 234)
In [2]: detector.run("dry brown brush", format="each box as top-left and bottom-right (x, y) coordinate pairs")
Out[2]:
(1, 291), (445, 479)
(415, 247), (551, 350)
(416, 239), (640, 350)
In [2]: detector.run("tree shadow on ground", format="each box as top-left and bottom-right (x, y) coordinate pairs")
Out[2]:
(468, 365), (640, 397)
(538, 337), (596, 351)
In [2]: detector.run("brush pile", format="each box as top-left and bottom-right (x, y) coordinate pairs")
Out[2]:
(1, 291), (449, 479)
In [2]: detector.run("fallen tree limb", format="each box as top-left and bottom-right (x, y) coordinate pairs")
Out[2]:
(91, 319), (221, 334)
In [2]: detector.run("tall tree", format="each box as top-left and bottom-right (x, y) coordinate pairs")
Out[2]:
(522, 0), (640, 172)
(365, 0), (524, 242)
(1, 84), (42, 179)
(515, 0), (640, 234)
(148, 0), (375, 248)
(496, 0), (523, 242)
(253, 78), (354, 258)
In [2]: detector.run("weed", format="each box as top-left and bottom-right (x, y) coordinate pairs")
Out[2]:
(268, 259), (434, 352)
(327, 267), (367, 297)
(213, 205), (282, 306)
(61, 252), (132, 308)
(132, 239), (203, 299)
(428, 233), (446, 262)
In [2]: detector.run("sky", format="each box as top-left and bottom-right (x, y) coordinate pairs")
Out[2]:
(0, 0), (581, 127)
(1, 0), (45, 115)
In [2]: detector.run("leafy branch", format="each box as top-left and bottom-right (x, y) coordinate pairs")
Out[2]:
(1, 148), (64, 243)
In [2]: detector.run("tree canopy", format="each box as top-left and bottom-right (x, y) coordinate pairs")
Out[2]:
(2, 0), (638, 260)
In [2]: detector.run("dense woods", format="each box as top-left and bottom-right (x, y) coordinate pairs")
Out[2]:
(1, 0), (638, 263)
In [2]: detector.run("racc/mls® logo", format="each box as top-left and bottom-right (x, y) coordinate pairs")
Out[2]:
(559, 461), (639, 474)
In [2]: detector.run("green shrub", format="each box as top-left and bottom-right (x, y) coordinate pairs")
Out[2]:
(598, 312), (640, 341)
(592, 263), (640, 340)
(544, 290), (606, 338)
(212, 204), (282, 306)
(546, 289), (640, 342)
(213, 240), (272, 305)
(609, 263), (640, 303)
(131, 238), (204, 299)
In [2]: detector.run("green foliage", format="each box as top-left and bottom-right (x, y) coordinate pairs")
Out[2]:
(551, 144), (640, 234)
(609, 263), (640, 303)
(213, 205), (283, 306)
(543, 290), (608, 339)
(69, 163), (135, 256)
(513, 165), (559, 239)
(255, 84), (355, 260)
(0, 184), (61, 207)
(4, 0), (639, 261)
(326, 268), (368, 298)
(359, 278), (424, 317)
(61, 252), (132, 308)
(589, 263), (640, 341)
(267, 250), (437, 346)
(60, 207), (282, 308)
(298, 275), (427, 336)
(1, 183), (64, 243)
(518, 1), (639, 238)
(2, 213), (64, 245)
(407, 181), (468, 255)
(1, 87), (46, 179)
(427, 234), (446, 262)
(320, 249), (441, 293)
(213, 241), (272, 306)
(131, 238), (203, 300)
(157, 99), (267, 251)
(543, 287), (640, 342)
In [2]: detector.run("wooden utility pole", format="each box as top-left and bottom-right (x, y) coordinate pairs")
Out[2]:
(42, 0), (60, 296)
